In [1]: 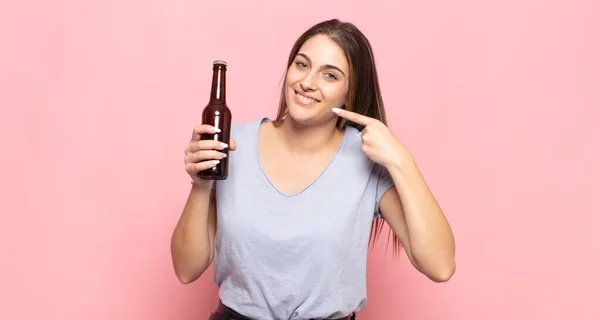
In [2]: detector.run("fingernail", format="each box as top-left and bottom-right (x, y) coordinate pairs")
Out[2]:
(212, 160), (220, 164)
(332, 108), (341, 114)
(220, 153), (227, 158)
(220, 142), (228, 148)
(212, 127), (221, 133)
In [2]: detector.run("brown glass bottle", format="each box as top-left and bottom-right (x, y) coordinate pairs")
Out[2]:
(198, 60), (232, 180)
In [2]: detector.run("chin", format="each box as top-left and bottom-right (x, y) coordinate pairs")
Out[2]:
(284, 88), (337, 127)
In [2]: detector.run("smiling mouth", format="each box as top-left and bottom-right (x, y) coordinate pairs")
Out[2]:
(294, 90), (320, 104)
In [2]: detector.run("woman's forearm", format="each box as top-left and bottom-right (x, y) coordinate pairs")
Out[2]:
(388, 158), (456, 281)
(170, 183), (214, 284)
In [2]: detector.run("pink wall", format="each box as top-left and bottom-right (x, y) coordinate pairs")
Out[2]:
(1, 0), (599, 319)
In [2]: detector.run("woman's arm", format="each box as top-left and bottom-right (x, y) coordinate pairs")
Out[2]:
(379, 157), (456, 283)
(170, 184), (218, 284)
(332, 107), (455, 282)
(171, 124), (233, 284)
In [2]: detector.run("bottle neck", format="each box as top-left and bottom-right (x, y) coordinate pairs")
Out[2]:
(209, 66), (226, 103)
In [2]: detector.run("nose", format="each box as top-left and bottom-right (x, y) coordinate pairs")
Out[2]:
(300, 72), (318, 91)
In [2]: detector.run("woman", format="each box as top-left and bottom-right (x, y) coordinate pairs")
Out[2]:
(171, 19), (456, 320)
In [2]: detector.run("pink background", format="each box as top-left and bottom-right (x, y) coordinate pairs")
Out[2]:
(1, 0), (599, 319)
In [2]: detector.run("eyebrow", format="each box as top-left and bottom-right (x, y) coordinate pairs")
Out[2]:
(297, 53), (346, 77)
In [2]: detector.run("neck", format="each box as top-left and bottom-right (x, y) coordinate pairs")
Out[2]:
(276, 117), (344, 153)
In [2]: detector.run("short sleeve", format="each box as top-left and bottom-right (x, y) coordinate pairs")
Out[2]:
(373, 164), (395, 219)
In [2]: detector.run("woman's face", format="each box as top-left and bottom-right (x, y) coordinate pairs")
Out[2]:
(284, 34), (350, 126)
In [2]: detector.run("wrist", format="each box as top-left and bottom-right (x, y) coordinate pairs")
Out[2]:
(190, 179), (213, 192)
(386, 148), (415, 173)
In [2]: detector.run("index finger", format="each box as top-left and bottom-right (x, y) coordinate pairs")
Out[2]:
(191, 124), (221, 141)
(332, 108), (373, 126)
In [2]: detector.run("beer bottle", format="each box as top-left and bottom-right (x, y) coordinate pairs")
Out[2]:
(198, 60), (232, 180)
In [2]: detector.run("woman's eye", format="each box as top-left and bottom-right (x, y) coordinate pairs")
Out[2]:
(324, 72), (338, 80)
(295, 61), (308, 68)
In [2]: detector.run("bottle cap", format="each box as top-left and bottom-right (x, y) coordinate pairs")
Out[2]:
(213, 60), (227, 66)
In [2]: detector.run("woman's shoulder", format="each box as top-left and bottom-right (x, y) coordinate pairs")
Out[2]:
(337, 124), (379, 170)
(341, 124), (363, 149)
(231, 117), (269, 141)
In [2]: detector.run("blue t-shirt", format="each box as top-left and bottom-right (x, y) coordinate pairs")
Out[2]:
(212, 117), (395, 320)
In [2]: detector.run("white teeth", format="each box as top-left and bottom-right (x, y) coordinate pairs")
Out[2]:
(296, 92), (318, 104)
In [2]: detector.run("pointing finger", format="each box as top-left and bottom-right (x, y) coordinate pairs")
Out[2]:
(332, 108), (373, 126)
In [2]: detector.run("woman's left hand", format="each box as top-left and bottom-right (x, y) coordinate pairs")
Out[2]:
(333, 107), (409, 169)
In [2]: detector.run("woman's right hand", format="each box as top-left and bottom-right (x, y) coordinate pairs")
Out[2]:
(184, 124), (236, 186)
